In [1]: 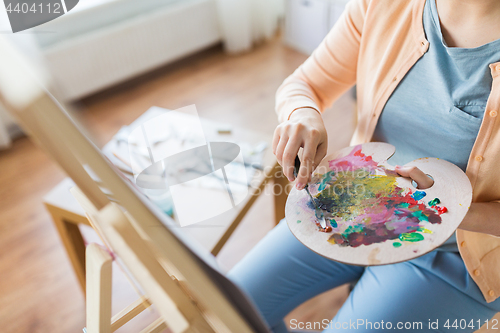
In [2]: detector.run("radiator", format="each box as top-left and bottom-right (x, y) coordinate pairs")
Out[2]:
(42, 0), (222, 100)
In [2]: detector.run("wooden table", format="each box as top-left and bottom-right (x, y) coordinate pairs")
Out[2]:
(43, 107), (288, 293)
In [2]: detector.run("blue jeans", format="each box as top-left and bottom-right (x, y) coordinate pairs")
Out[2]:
(228, 220), (500, 332)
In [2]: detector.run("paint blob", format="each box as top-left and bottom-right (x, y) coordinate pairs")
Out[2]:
(436, 206), (448, 215)
(308, 145), (442, 248)
(399, 232), (425, 242)
(411, 191), (427, 200)
(428, 198), (440, 206)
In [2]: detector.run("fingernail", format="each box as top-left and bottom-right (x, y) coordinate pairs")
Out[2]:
(296, 182), (304, 190)
(395, 165), (401, 169)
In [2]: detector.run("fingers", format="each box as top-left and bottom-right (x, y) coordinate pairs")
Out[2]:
(313, 142), (327, 171)
(272, 128), (280, 155)
(274, 132), (288, 166)
(274, 128), (301, 182)
(282, 137), (301, 181)
(272, 110), (328, 187)
(395, 165), (434, 189)
(296, 130), (320, 189)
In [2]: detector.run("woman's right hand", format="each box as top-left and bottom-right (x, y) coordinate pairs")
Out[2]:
(272, 107), (328, 190)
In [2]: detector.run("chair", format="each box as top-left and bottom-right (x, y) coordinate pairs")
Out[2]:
(0, 36), (271, 332)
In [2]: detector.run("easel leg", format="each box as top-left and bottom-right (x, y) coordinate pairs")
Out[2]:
(86, 243), (113, 333)
(139, 318), (167, 333)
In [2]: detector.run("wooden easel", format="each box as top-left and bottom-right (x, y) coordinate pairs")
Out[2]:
(0, 37), (270, 333)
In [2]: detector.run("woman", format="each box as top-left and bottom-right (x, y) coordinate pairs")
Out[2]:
(228, 0), (500, 332)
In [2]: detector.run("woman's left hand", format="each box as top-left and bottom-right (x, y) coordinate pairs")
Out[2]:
(395, 165), (434, 189)
(396, 165), (500, 237)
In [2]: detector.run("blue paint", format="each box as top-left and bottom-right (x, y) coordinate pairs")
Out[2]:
(411, 191), (427, 200)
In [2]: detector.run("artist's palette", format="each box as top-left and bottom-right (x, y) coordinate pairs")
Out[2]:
(286, 143), (472, 266)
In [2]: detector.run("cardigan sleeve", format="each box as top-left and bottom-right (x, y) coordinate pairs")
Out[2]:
(275, 0), (369, 122)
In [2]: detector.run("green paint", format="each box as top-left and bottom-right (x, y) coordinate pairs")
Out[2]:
(342, 224), (364, 239)
(428, 198), (440, 206)
(297, 220), (302, 224)
(411, 210), (429, 222)
(330, 219), (338, 228)
(393, 242), (402, 248)
(318, 171), (335, 191)
(399, 232), (424, 242)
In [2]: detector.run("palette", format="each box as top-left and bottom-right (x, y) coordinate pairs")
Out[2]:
(285, 143), (472, 265)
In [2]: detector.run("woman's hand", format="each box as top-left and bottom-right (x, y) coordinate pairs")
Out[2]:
(272, 108), (327, 190)
(395, 165), (434, 189)
(396, 165), (500, 236)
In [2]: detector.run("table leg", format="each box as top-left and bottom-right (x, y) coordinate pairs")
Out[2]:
(272, 163), (289, 225)
(45, 204), (87, 293)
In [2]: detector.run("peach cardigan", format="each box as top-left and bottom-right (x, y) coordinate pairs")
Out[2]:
(276, 0), (500, 303)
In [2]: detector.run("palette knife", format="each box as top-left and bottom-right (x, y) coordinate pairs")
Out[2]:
(293, 156), (328, 230)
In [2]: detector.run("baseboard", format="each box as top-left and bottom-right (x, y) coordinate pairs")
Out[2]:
(42, 0), (222, 101)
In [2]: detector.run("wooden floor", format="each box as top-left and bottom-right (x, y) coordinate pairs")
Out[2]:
(0, 38), (356, 332)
